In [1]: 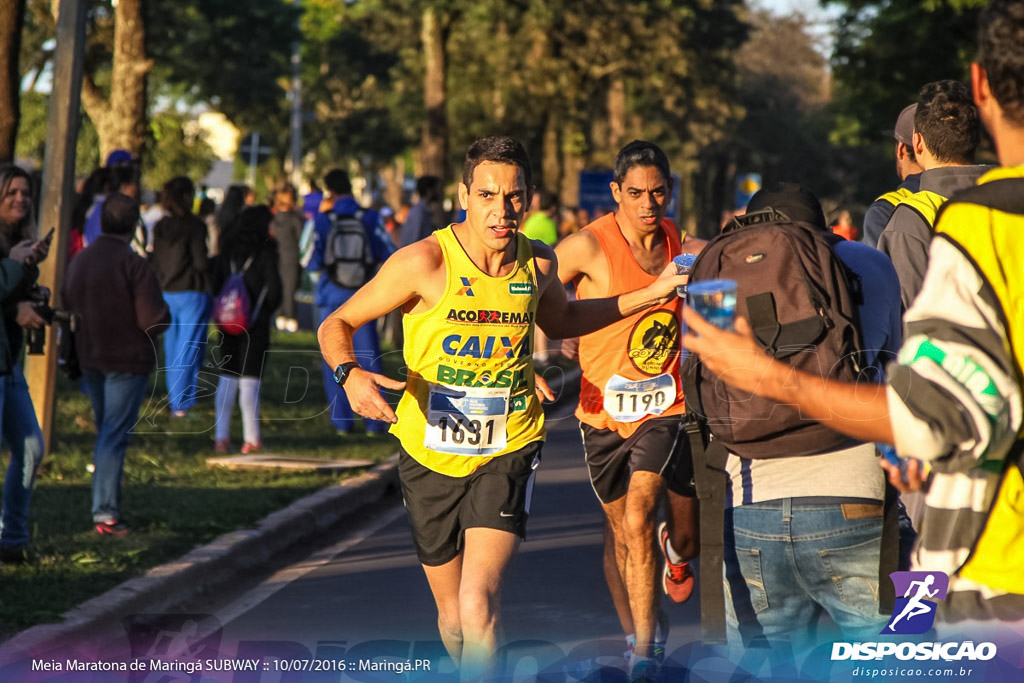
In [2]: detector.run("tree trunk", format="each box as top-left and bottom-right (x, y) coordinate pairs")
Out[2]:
(78, 0), (151, 160)
(542, 110), (560, 195)
(560, 122), (585, 207)
(607, 75), (626, 153)
(419, 5), (447, 181)
(380, 156), (405, 212)
(0, 0), (26, 163)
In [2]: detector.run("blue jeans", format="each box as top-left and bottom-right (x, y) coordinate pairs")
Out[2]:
(162, 291), (211, 412)
(317, 305), (387, 433)
(724, 498), (888, 652)
(0, 366), (45, 550)
(82, 370), (150, 523)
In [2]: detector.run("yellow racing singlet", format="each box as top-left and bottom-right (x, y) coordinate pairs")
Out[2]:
(390, 226), (545, 477)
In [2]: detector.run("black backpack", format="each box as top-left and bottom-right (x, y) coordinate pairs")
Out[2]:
(680, 208), (893, 645)
(323, 211), (376, 288)
(681, 208), (867, 459)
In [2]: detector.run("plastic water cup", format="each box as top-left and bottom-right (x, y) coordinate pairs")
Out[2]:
(673, 253), (698, 297)
(688, 279), (738, 331)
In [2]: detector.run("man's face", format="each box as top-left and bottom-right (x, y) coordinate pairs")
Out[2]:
(459, 162), (529, 250)
(611, 166), (672, 233)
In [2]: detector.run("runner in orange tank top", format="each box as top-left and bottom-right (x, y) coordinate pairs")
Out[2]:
(555, 141), (706, 679)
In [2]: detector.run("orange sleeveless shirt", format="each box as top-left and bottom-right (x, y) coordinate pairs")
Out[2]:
(575, 214), (685, 437)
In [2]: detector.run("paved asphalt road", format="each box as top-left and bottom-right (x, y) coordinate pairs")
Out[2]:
(168, 405), (703, 681)
(16, 403), (721, 682)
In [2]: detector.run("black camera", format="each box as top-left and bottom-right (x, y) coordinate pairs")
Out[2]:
(26, 285), (77, 356)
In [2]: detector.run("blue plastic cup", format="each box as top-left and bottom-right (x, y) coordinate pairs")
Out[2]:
(688, 279), (738, 331)
(672, 253), (698, 297)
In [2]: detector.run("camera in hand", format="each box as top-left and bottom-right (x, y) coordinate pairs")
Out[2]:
(26, 285), (78, 356)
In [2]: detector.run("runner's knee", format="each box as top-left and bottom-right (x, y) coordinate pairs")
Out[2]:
(459, 589), (500, 633)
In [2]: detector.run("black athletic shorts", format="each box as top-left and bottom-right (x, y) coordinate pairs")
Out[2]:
(581, 415), (696, 504)
(398, 441), (543, 566)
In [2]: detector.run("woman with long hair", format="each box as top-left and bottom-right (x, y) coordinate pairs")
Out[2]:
(210, 206), (282, 453)
(150, 176), (210, 419)
(0, 164), (50, 558)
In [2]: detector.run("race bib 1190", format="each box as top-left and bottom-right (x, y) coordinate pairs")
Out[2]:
(602, 373), (676, 423)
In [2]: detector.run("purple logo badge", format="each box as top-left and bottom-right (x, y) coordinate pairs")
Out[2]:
(882, 571), (949, 635)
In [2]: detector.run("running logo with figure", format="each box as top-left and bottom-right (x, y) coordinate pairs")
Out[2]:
(882, 571), (949, 634)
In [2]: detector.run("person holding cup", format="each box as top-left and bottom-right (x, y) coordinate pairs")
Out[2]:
(682, 184), (903, 655)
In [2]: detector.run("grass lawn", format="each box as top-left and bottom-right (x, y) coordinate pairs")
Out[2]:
(0, 329), (400, 639)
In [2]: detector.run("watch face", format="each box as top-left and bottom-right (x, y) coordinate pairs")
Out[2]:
(335, 363), (356, 384)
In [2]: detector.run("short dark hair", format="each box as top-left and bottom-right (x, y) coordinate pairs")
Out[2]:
(898, 141), (917, 163)
(745, 182), (826, 231)
(108, 165), (138, 195)
(613, 140), (671, 185)
(915, 80), (981, 164)
(978, 0), (1024, 127)
(462, 136), (532, 190)
(416, 175), (442, 202)
(161, 176), (195, 216)
(324, 169), (352, 196)
(101, 193), (140, 235)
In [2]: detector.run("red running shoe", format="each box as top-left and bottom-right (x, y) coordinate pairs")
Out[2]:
(95, 520), (129, 536)
(659, 521), (694, 603)
(241, 441), (261, 454)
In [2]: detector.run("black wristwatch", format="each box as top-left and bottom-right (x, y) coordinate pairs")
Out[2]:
(333, 362), (360, 386)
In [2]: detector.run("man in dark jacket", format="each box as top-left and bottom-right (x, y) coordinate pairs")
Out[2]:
(877, 81), (989, 310)
(861, 104), (923, 248)
(64, 193), (171, 535)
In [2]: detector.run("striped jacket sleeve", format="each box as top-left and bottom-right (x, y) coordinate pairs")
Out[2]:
(885, 236), (1024, 620)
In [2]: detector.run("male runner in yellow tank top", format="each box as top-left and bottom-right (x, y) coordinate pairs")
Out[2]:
(318, 136), (686, 679)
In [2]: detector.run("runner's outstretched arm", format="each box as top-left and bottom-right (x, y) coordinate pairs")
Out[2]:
(681, 307), (895, 444)
(535, 246), (687, 339)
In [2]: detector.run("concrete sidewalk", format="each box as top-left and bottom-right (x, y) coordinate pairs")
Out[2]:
(0, 363), (582, 662)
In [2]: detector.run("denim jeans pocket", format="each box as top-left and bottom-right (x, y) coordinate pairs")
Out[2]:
(725, 547), (769, 616)
(818, 534), (882, 618)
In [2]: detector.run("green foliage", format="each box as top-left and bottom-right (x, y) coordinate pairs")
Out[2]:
(15, 92), (101, 174)
(148, 0), (301, 133)
(0, 330), (398, 636)
(141, 110), (217, 190)
(830, 0), (983, 144)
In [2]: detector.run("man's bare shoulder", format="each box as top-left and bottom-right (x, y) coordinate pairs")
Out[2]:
(388, 234), (445, 275)
(552, 228), (603, 281)
(555, 228), (601, 255)
(530, 239), (557, 274)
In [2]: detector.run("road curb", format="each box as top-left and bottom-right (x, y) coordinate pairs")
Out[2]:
(0, 360), (582, 661)
(0, 454), (400, 661)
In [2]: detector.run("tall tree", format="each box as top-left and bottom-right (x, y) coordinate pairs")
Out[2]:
(0, 0), (26, 162)
(419, 4), (448, 178)
(22, 0), (299, 163)
(829, 0), (985, 145)
(77, 0), (150, 159)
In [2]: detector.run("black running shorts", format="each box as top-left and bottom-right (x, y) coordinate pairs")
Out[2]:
(398, 441), (543, 566)
(581, 415), (696, 504)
